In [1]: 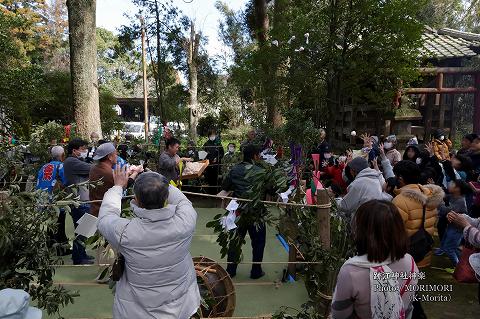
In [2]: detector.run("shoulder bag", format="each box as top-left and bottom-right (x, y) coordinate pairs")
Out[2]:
(408, 205), (434, 263)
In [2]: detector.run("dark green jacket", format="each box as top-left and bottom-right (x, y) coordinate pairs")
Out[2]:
(222, 161), (263, 198)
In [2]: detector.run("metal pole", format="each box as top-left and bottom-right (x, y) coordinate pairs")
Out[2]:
(140, 17), (149, 141)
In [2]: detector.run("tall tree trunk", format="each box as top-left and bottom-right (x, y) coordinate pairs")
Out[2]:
(187, 21), (200, 142)
(270, 0), (289, 127)
(325, 0), (341, 140)
(154, 0), (164, 119)
(67, 0), (101, 138)
(254, 0), (282, 127)
(254, 0), (269, 43)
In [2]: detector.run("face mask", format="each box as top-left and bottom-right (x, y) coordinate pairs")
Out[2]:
(338, 156), (347, 162)
(79, 151), (88, 159)
(209, 136), (216, 141)
(416, 158), (422, 165)
(384, 142), (393, 149)
(361, 147), (370, 154)
(228, 147), (235, 153)
(324, 153), (332, 159)
(440, 136), (445, 141)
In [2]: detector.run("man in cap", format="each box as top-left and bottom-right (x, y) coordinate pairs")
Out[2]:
(337, 157), (390, 217)
(89, 142), (143, 217)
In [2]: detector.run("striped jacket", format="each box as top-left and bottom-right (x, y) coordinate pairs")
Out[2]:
(463, 215), (480, 247)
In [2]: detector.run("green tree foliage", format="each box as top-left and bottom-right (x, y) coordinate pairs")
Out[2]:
(96, 27), (141, 97)
(417, 0), (464, 30)
(219, 0), (424, 135)
(0, 1), (52, 135)
(0, 3), (125, 138)
(417, 0), (480, 32)
(0, 186), (78, 317)
(122, 0), (187, 119)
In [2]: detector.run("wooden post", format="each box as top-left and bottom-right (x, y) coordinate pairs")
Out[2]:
(439, 104), (445, 129)
(317, 189), (331, 249)
(450, 75), (459, 141)
(435, 73), (443, 106)
(140, 17), (149, 141)
(424, 94), (434, 141)
(474, 73), (480, 134)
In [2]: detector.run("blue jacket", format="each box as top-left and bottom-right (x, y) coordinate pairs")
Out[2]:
(36, 160), (67, 193)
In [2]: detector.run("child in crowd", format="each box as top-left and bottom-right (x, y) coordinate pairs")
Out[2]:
(403, 144), (420, 163)
(441, 154), (473, 193)
(451, 154), (473, 181)
(383, 135), (402, 166)
(358, 133), (380, 162)
(322, 154), (348, 195)
(435, 180), (470, 266)
(431, 129), (452, 161)
(419, 167), (438, 185)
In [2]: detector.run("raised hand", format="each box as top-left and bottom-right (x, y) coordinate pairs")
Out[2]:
(113, 165), (129, 188)
(346, 149), (353, 163)
(447, 211), (470, 228)
(425, 142), (434, 156)
(379, 143), (386, 159)
(372, 157), (379, 171)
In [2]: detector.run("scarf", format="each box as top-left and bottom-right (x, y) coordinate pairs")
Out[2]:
(344, 255), (408, 319)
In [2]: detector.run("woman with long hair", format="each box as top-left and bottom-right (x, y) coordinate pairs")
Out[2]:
(332, 200), (419, 319)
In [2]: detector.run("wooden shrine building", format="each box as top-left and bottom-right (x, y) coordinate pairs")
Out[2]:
(333, 27), (480, 146)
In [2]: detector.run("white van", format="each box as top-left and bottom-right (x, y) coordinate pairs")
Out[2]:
(122, 122), (146, 139)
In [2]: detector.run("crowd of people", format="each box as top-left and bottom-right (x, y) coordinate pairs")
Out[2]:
(324, 129), (480, 318)
(30, 126), (480, 318)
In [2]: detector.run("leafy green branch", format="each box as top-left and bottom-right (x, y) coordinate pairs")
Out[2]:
(206, 160), (292, 262)
(0, 185), (79, 318)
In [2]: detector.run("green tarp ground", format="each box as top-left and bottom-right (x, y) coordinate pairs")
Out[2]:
(43, 202), (479, 318)
(45, 206), (309, 318)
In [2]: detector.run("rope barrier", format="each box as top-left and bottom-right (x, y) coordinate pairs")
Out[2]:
(0, 188), (331, 214)
(181, 191), (332, 209)
(0, 187), (331, 209)
(65, 317), (271, 319)
(53, 281), (280, 287)
(51, 261), (328, 267)
(70, 190), (332, 209)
